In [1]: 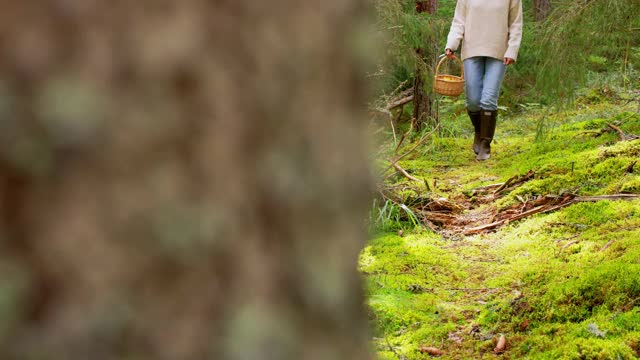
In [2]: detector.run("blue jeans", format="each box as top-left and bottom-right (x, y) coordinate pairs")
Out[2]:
(463, 57), (506, 112)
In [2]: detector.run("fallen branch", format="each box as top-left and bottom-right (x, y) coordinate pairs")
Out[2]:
(418, 287), (502, 293)
(471, 183), (504, 195)
(493, 175), (518, 194)
(393, 163), (422, 183)
(575, 194), (640, 202)
(423, 198), (465, 213)
(573, 130), (606, 139)
(553, 234), (579, 244)
(395, 87), (414, 99)
(607, 123), (640, 141)
(423, 218), (439, 232)
(625, 161), (636, 174)
(493, 170), (535, 195)
(422, 211), (458, 226)
(385, 338), (408, 360)
(377, 185), (404, 204)
(469, 170), (535, 198)
(391, 117), (415, 156)
(600, 239), (615, 252)
(445, 287), (501, 292)
(463, 193), (639, 235)
(608, 123), (627, 141)
(573, 122), (639, 141)
(369, 82), (410, 119)
(389, 108), (404, 145)
(464, 200), (576, 235)
(384, 123), (440, 175)
(560, 240), (579, 250)
(388, 94), (414, 110)
(393, 124), (439, 165)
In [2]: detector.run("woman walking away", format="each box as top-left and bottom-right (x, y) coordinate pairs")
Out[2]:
(445, 0), (523, 160)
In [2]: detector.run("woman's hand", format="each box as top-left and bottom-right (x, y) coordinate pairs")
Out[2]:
(445, 48), (455, 59)
(503, 57), (515, 65)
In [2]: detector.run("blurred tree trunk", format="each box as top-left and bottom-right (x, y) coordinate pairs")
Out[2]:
(0, 1), (374, 359)
(534, 0), (551, 20)
(413, 0), (438, 130)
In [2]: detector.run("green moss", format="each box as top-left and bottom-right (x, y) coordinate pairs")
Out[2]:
(562, 201), (622, 227)
(619, 176), (640, 194)
(367, 102), (640, 358)
(600, 139), (640, 159)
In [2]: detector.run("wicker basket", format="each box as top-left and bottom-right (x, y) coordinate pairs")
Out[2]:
(433, 55), (465, 97)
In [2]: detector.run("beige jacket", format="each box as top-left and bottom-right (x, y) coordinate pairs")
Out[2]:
(446, 0), (523, 61)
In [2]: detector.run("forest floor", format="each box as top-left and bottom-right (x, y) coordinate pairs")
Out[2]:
(362, 97), (640, 359)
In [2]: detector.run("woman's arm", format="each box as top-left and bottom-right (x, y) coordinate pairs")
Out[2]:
(504, 0), (523, 62)
(445, 0), (466, 53)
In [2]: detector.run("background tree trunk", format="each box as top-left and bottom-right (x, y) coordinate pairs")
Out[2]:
(534, 0), (552, 20)
(413, 0), (438, 130)
(0, 1), (374, 359)
(415, 0), (438, 14)
(412, 47), (433, 129)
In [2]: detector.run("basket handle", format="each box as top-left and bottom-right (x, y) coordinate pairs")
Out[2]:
(435, 55), (464, 80)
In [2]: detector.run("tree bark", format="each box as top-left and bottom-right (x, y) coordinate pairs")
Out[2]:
(412, 0), (438, 130)
(534, 0), (551, 20)
(415, 0), (438, 14)
(413, 48), (432, 129)
(0, 1), (374, 359)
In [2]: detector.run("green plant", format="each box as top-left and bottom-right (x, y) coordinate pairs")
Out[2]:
(531, 0), (640, 102)
(369, 198), (422, 232)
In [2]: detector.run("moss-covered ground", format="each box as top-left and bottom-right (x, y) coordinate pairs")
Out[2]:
(363, 99), (640, 359)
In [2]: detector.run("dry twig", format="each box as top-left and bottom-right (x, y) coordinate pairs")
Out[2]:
(388, 93), (414, 110)
(560, 240), (579, 250)
(385, 124), (440, 173)
(393, 163), (422, 183)
(600, 239), (615, 252)
(575, 194), (640, 202)
(464, 193), (639, 235)
(493, 170), (535, 195)
(624, 161), (636, 174)
(471, 183), (504, 195)
(606, 123), (639, 141)
(385, 338), (408, 360)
